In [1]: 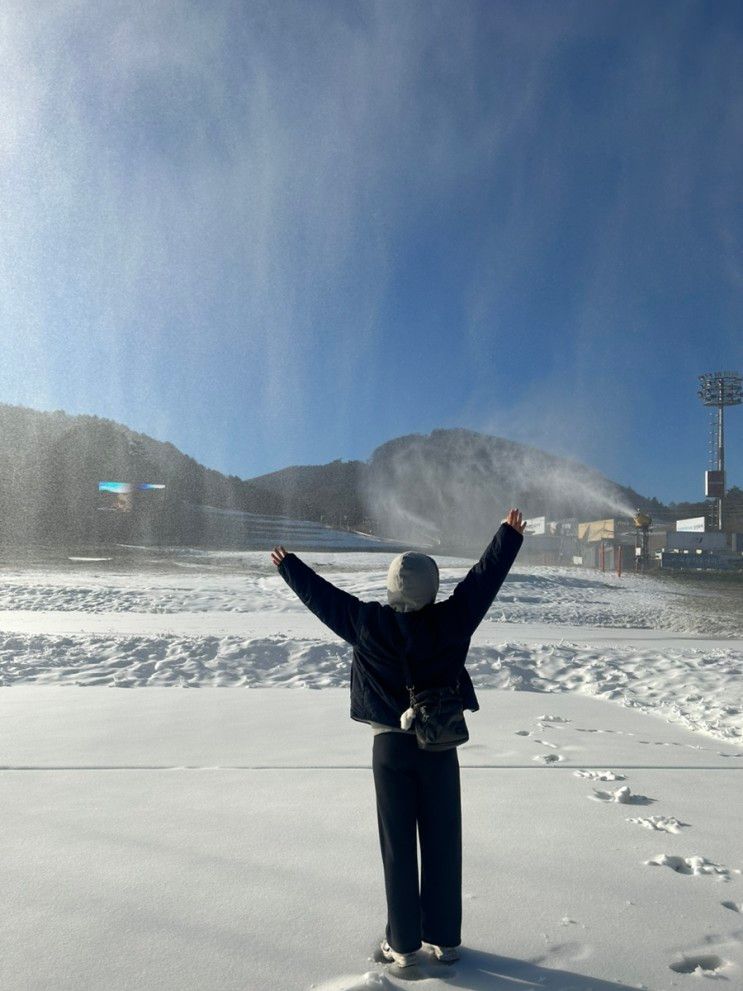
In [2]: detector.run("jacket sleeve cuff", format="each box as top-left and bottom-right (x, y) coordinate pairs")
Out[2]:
(498, 522), (524, 545)
(276, 553), (297, 579)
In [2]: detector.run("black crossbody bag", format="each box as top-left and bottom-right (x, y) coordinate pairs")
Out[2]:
(400, 655), (469, 751)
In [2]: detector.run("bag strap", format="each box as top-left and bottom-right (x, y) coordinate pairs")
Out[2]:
(402, 653), (416, 709)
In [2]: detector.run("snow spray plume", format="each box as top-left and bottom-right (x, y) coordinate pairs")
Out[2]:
(362, 429), (638, 551)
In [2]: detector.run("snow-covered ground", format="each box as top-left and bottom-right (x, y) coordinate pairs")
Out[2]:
(1, 549), (742, 989)
(0, 551), (739, 634)
(2, 689), (743, 991)
(0, 553), (741, 741)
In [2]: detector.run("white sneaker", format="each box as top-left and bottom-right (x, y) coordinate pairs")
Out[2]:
(380, 939), (418, 968)
(424, 942), (460, 963)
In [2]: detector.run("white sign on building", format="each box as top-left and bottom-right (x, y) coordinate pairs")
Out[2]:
(524, 516), (546, 535)
(676, 516), (705, 533)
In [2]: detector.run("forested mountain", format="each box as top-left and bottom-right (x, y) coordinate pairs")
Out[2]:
(362, 430), (648, 548)
(0, 404), (317, 546)
(0, 404), (725, 550)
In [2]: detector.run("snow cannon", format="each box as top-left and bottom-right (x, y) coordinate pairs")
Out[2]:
(633, 510), (652, 530)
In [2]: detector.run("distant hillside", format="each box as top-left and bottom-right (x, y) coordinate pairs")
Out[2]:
(361, 430), (743, 551)
(248, 428), (691, 551)
(0, 403), (731, 550)
(244, 459), (366, 530)
(362, 429), (641, 550)
(0, 403), (319, 547)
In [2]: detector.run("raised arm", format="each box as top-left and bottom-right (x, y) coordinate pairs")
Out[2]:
(440, 509), (526, 640)
(272, 545), (365, 645)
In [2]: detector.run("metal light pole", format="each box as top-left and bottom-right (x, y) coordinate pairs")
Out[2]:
(633, 510), (652, 573)
(697, 372), (742, 531)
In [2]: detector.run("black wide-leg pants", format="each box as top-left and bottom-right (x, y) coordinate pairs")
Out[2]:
(372, 732), (462, 954)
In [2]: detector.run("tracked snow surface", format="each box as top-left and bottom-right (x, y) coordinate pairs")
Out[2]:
(1, 548), (742, 989)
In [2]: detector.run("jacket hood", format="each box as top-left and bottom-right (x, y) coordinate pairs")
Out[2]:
(386, 551), (439, 612)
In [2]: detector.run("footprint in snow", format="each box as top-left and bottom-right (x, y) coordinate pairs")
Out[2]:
(645, 854), (731, 879)
(514, 730), (531, 736)
(574, 769), (626, 781)
(669, 952), (730, 975)
(626, 814), (689, 833)
(589, 785), (653, 804)
(721, 900), (742, 913)
(533, 753), (564, 764)
(533, 739), (559, 748)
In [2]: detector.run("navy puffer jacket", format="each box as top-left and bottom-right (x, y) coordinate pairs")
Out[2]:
(277, 522), (524, 728)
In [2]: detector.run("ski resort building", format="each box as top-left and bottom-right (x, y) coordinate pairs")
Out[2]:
(551, 515), (743, 573)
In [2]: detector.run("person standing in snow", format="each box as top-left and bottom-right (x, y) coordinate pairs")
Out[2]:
(271, 508), (526, 970)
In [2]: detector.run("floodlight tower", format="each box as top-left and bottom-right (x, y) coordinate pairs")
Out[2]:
(697, 371), (742, 531)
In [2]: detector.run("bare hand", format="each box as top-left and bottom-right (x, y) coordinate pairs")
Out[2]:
(271, 545), (288, 567)
(502, 508), (527, 535)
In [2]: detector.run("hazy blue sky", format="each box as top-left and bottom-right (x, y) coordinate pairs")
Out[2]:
(1, 0), (741, 503)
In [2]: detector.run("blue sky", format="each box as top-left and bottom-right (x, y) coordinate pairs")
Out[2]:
(1, 0), (741, 504)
